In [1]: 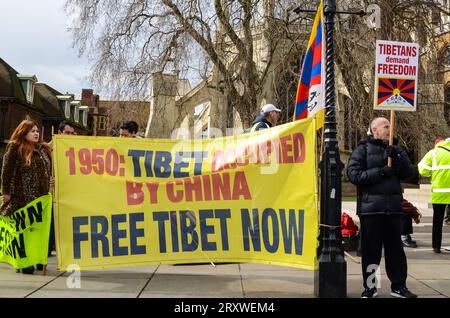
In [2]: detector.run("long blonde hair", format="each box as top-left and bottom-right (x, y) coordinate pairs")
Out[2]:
(7, 119), (51, 165)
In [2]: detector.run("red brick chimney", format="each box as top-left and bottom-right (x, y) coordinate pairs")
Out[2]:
(93, 93), (99, 108)
(81, 89), (94, 106)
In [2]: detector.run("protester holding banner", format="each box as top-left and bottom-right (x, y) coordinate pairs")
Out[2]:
(0, 119), (52, 274)
(347, 117), (417, 298)
(129, 121), (143, 138)
(48, 120), (78, 255)
(250, 104), (281, 132)
(119, 121), (141, 138)
(44, 120), (76, 257)
(58, 120), (77, 135)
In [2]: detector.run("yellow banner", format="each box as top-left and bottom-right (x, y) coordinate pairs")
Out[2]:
(53, 118), (318, 270)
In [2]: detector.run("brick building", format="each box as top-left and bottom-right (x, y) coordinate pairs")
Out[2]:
(0, 58), (91, 165)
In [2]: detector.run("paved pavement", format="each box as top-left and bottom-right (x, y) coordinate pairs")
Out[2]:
(1, 231), (450, 298)
(1, 199), (450, 299)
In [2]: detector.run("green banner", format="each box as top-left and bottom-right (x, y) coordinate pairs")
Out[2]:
(0, 194), (52, 269)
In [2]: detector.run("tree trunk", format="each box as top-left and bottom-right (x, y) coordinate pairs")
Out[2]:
(239, 108), (254, 129)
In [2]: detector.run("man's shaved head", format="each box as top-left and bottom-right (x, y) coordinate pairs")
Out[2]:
(370, 117), (388, 130)
(370, 117), (390, 141)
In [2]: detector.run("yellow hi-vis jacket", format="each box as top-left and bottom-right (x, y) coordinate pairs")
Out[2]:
(418, 140), (450, 203)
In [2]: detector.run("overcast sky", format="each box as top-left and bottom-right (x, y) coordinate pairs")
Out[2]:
(0, 0), (91, 99)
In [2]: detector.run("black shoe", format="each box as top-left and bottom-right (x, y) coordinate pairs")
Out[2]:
(406, 235), (417, 244)
(391, 287), (417, 298)
(433, 248), (441, 253)
(17, 266), (35, 275)
(36, 264), (44, 271)
(402, 239), (418, 248)
(361, 288), (378, 298)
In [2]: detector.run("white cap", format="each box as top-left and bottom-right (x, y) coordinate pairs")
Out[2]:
(261, 103), (281, 114)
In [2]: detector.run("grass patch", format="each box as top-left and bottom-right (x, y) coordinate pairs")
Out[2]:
(342, 197), (356, 202)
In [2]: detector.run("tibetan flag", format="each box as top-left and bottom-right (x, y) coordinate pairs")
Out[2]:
(377, 78), (415, 107)
(293, 0), (325, 129)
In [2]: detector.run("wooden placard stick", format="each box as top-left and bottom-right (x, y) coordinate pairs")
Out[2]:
(43, 125), (56, 276)
(387, 110), (395, 167)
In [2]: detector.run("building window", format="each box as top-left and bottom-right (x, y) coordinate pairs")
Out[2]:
(74, 108), (79, 122)
(17, 75), (37, 104)
(70, 105), (75, 120)
(20, 80), (29, 97)
(444, 0), (450, 27)
(58, 100), (65, 112)
(65, 103), (71, 119)
(442, 47), (450, 66)
(57, 95), (73, 119)
(432, 7), (441, 28)
(99, 116), (106, 130)
(79, 106), (89, 126)
(70, 101), (80, 121)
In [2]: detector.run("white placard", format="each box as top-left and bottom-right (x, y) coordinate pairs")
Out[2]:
(374, 40), (419, 111)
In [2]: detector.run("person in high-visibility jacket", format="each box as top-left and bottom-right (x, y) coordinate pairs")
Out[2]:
(250, 104), (281, 132)
(418, 138), (450, 253)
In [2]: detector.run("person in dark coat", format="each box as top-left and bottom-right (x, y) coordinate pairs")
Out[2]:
(347, 117), (417, 298)
(47, 120), (78, 256)
(401, 199), (422, 248)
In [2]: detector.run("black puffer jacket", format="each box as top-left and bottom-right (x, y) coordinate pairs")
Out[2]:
(346, 137), (414, 216)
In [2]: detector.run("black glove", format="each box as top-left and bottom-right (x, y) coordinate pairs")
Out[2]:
(386, 145), (401, 160)
(381, 166), (394, 179)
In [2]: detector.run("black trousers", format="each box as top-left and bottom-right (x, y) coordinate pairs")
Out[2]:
(48, 208), (55, 255)
(432, 204), (448, 249)
(401, 213), (413, 236)
(360, 214), (407, 290)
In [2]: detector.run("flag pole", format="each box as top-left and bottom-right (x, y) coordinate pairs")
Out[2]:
(43, 125), (56, 276)
(315, 0), (347, 298)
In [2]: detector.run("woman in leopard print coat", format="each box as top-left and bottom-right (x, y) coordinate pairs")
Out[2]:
(1, 119), (52, 216)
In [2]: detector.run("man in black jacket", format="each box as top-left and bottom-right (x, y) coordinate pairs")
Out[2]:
(347, 117), (417, 298)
